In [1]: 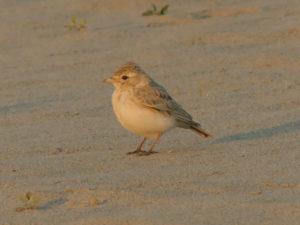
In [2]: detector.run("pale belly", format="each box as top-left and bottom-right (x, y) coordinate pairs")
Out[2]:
(112, 90), (176, 138)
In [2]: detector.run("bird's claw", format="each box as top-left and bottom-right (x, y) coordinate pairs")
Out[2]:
(126, 150), (158, 156)
(137, 151), (158, 156)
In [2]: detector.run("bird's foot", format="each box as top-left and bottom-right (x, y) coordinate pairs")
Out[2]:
(137, 151), (158, 156)
(126, 149), (158, 156)
(126, 149), (144, 155)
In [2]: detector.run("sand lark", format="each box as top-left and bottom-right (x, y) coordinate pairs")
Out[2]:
(103, 62), (211, 156)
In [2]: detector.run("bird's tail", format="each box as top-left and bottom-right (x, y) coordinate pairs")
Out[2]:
(190, 125), (212, 138)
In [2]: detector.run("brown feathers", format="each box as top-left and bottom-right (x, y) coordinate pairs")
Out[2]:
(190, 125), (212, 138)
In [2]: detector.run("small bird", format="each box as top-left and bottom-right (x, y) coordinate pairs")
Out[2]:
(103, 62), (211, 156)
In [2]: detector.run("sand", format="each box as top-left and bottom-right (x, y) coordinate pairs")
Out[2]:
(1, 0), (300, 224)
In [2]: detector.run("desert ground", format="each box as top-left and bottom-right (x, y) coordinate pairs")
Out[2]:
(1, 0), (300, 224)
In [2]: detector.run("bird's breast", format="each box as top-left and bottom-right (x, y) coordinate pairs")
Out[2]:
(112, 90), (176, 138)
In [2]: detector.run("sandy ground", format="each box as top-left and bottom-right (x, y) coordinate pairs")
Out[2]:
(1, 0), (300, 224)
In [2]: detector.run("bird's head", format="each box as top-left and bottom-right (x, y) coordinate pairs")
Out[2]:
(103, 62), (151, 89)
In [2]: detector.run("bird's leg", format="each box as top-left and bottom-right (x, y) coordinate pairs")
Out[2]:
(127, 137), (147, 155)
(138, 134), (161, 156)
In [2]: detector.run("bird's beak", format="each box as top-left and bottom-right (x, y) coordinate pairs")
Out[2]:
(102, 77), (115, 83)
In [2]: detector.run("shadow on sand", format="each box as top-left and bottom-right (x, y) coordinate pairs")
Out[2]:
(0, 97), (71, 113)
(213, 120), (300, 144)
(0, 99), (56, 113)
(38, 198), (67, 210)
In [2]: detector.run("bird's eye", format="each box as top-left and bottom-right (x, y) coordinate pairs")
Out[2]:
(121, 75), (128, 80)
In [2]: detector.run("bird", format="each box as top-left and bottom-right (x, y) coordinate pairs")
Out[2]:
(103, 62), (211, 156)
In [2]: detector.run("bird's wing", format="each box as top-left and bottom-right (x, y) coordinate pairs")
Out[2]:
(132, 84), (196, 126)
